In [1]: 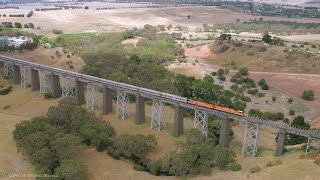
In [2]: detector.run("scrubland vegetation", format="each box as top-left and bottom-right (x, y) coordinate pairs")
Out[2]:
(13, 99), (238, 178)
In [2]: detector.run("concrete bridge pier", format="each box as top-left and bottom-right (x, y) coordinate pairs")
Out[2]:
(13, 64), (21, 84)
(135, 94), (145, 124)
(103, 87), (113, 115)
(219, 117), (230, 148)
(75, 79), (85, 104)
(276, 128), (287, 156)
(51, 74), (61, 98)
(0, 61), (4, 69)
(31, 68), (40, 91)
(173, 104), (184, 137)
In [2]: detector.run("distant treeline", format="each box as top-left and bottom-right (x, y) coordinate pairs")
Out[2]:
(211, 21), (320, 34)
(0, 6), (19, 9)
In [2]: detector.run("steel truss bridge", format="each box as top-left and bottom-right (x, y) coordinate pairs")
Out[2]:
(0, 55), (319, 157)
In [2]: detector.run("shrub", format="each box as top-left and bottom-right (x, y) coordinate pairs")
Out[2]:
(217, 69), (225, 76)
(302, 90), (315, 101)
(230, 162), (241, 171)
(239, 67), (249, 76)
(43, 92), (52, 99)
(211, 72), (218, 76)
(288, 98), (293, 104)
(249, 165), (261, 173)
(247, 89), (259, 95)
(262, 84), (269, 90)
(216, 45), (230, 53)
(55, 160), (86, 180)
(305, 150), (319, 160)
(314, 159), (320, 166)
(108, 134), (157, 162)
(266, 160), (282, 167)
(0, 86), (13, 95)
(283, 118), (289, 124)
(52, 29), (63, 35)
(258, 79), (266, 86)
(258, 92), (265, 97)
(219, 75), (226, 81)
(133, 164), (145, 171)
(272, 96), (276, 102)
(289, 109), (295, 115)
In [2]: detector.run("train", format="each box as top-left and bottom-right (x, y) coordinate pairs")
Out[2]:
(0, 55), (245, 117)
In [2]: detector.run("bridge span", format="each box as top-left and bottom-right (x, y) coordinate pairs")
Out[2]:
(0, 55), (319, 157)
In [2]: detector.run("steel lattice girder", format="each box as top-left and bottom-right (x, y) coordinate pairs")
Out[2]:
(39, 71), (52, 95)
(116, 90), (130, 120)
(242, 122), (260, 157)
(86, 82), (96, 110)
(194, 109), (208, 137)
(4, 62), (13, 77)
(20, 65), (31, 88)
(151, 99), (166, 131)
(62, 76), (75, 98)
(305, 138), (320, 158)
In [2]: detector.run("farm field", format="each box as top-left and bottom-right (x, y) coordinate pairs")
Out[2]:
(2, 6), (320, 36)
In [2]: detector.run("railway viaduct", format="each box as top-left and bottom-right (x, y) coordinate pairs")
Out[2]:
(0, 55), (319, 157)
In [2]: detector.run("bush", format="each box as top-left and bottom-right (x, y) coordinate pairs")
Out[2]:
(288, 98), (293, 104)
(314, 158), (320, 166)
(0, 86), (13, 95)
(262, 84), (269, 90)
(258, 79), (266, 86)
(55, 160), (86, 180)
(216, 44), (230, 53)
(108, 134), (157, 162)
(258, 92), (265, 97)
(219, 75), (226, 81)
(133, 164), (146, 171)
(217, 69), (225, 76)
(249, 165), (261, 173)
(302, 90), (315, 101)
(247, 89), (259, 95)
(211, 72), (218, 76)
(230, 162), (241, 171)
(239, 67), (249, 76)
(52, 29), (63, 35)
(266, 160), (282, 167)
(43, 92), (52, 99)
(283, 118), (289, 124)
(289, 109), (295, 115)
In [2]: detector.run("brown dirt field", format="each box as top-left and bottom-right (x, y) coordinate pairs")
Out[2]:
(3, 6), (320, 36)
(249, 73), (320, 128)
(1, 46), (84, 72)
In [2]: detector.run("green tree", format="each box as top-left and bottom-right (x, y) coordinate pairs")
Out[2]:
(55, 160), (87, 180)
(287, 116), (310, 145)
(175, 74), (195, 98)
(239, 67), (249, 76)
(262, 33), (272, 44)
(262, 84), (269, 90)
(108, 134), (157, 162)
(220, 34), (232, 40)
(14, 22), (22, 28)
(258, 79), (266, 86)
(302, 90), (315, 101)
